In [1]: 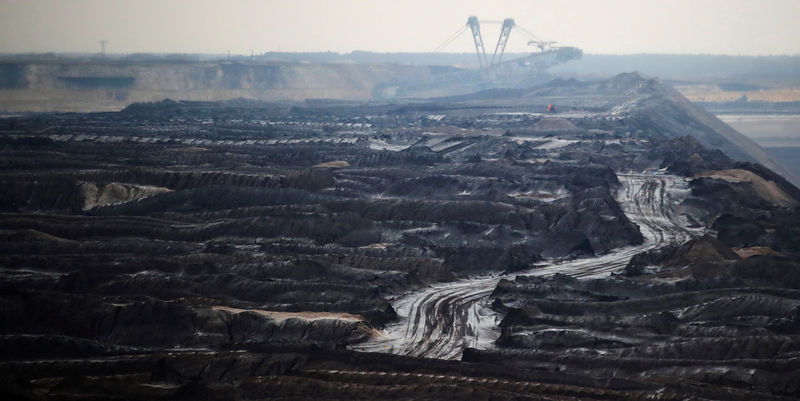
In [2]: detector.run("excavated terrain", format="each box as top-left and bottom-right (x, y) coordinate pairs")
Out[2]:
(0, 59), (452, 112)
(1, 73), (799, 399)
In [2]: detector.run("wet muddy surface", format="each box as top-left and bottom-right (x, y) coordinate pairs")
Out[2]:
(1, 73), (799, 399)
(357, 173), (701, 359)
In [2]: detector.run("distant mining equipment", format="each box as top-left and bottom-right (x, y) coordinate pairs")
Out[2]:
(374, 16), (582, 99)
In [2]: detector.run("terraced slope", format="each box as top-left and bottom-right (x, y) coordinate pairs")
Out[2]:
(357, 173), (700, 359)
(1, 73), (798, 399)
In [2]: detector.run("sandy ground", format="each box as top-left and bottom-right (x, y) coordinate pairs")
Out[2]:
(695, 169), (798, 207)
(675, 85), (800, 103)
(212, 306), (364, 323)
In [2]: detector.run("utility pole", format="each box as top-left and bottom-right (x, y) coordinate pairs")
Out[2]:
(99, 40), (107, 56)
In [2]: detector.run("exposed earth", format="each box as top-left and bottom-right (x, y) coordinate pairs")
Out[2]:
(356, 173), (701, 360)
(1, 73), (799, 399)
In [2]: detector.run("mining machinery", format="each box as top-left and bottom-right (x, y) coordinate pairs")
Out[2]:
(375, 16), (582, 99)
(434, 15), (581, 71)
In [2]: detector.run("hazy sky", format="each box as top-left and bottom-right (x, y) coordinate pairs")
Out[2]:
(1, 0), (799, 55)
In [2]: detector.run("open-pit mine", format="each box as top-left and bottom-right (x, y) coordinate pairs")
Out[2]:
(1, 71), (799, 400)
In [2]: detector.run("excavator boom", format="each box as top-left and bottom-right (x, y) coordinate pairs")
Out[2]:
(490, 18), (515, 66)
(467, 16), (488, 68)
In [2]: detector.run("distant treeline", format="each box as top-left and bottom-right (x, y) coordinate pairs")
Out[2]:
(255, 52), (800, 82)
(259, 51), (483, 66)
(551, 54), (800, 82)
(2, 51), (800, 82)
(697, 99), (800, 114)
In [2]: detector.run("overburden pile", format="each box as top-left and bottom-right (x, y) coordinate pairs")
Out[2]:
(0, 73), (798, 400)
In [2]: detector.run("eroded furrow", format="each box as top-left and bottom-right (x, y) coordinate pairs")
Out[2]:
(354, 173), (700, 359)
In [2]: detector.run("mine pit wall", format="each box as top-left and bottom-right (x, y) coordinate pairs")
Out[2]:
(0, 60), (440, 112)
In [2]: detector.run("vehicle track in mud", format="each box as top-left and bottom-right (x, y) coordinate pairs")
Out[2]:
(353, 173), (701, 359)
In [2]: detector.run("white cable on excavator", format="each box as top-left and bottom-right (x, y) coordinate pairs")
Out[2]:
(433, 16), (568, 69)
(433, 25), (468, 53)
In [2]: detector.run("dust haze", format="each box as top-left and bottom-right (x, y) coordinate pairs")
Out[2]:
(1, 1), (800, 400)
(2, 0), (800, 55)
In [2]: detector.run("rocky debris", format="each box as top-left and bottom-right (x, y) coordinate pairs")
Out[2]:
(696, 168), (798, 207)
(311, 160), (350, 169)
(684, 164), (800, 257)
(530, 117), (579, 132)
(654, 135), (735, 176)
(624, 235), (739, 276)
(436, 72), (798, 186)
(713, 212), (800, 257)
(0, 90), (653, 374)
(487, 231), (800, 398)
(733, 245), (785, 258)
(621, 73), (799, 186)
(667, 235), (742, 263)
(77, 182), (172, 210)
(5, 346), (771, 401)
(1, 72), (799, 399)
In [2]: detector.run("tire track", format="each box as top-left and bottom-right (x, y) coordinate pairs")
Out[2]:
(353, 173), (701, 359)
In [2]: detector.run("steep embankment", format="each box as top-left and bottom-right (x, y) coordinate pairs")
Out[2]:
(0, 60), (442, 112)
(631, 75), (800, 187)
(447, 72), (800, 186)
(2, 74), (799, 399)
